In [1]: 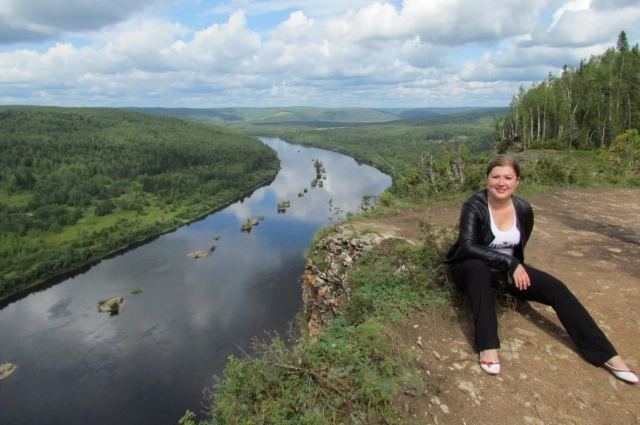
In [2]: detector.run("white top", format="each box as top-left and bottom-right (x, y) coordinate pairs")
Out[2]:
(488, 208), (520, 256)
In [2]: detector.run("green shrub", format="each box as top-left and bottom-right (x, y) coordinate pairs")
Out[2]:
(209, 318), (412, 425)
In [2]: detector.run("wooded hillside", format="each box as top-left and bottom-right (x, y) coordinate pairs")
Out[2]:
(0, 107), (280, 300)
(496, 31), (640, 151)
(235, 110), (498, 190)
(128, 106), (492, 124)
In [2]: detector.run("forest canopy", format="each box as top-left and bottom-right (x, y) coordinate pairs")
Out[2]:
(0, 106), (280, 300)
(495, 31), (640, 152)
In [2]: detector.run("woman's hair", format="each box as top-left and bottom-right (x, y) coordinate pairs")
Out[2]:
(486, 154), (520, 178)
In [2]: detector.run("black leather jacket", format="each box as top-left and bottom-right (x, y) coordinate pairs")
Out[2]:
(444, 189), (534, 278)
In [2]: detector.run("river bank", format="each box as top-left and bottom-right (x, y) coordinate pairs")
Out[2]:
(205, 187), (640, 424)
(0, 137), (392, 425)
(0, 171), (279, 304)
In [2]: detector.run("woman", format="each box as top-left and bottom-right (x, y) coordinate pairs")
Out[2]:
(444, 154), (637, 383)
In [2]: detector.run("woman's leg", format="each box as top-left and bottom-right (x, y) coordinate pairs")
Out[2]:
(451, 259), (500, 352)
(502, 265), (617, 366)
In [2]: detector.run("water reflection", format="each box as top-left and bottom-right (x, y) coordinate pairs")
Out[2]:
(0, 138), (391, 425)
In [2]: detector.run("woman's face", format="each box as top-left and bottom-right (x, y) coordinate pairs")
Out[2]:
(487, 165), (520, 202)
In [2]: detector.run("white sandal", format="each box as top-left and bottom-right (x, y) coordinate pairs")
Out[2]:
(479, 359), (501, 375)
(604, 362), (639, 384)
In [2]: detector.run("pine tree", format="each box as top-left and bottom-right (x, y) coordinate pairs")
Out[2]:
(617, 30), (629, 53)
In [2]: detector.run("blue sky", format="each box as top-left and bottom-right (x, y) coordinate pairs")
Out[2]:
(0, 0), (638, 108)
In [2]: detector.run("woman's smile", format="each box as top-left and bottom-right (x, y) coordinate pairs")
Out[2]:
(487, 165), (520, 201)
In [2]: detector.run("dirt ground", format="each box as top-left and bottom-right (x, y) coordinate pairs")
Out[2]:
(354, 188), (640, 425)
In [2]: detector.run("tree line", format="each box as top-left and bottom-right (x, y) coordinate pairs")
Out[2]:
(495, 31), (640, 151)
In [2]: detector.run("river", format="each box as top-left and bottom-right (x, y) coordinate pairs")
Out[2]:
(0, 137), (391, 425)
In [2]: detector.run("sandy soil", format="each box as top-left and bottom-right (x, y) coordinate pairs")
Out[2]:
(354, 188), (640, 425)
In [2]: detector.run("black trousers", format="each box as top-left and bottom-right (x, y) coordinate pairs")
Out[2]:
(451, 259), (617, 366)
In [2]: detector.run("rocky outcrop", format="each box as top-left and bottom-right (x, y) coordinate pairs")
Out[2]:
(302, 228), (386, 338)
(0, 363), (17, 381)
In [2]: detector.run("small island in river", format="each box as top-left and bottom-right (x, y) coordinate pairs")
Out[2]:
(97, 297), (125, 314)
(0, 363), (17, 381)
(188, 250), (211, 259)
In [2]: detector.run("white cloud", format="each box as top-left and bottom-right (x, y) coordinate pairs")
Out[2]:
(522, 1), (640, 48)
(401, 36), (450, 69)
(0, 0), (174, 44)
(591, 0), (639, 11)
(271, 11), (314, 42)
(325, 0), (559, 46)
(548, 0), (590, 31)
(0, 0), (638, 107)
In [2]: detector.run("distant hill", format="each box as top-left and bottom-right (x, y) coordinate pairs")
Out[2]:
(126, 107), (400, 124)
(375, 107), (483, 120)
(394, 107), (510, 126)
(125, 106), (505, 124)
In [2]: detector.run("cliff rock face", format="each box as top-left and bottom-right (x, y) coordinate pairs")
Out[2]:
(302, 228), (385, 338)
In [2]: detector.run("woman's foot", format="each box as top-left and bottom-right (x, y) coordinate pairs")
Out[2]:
(604, 356), (638, 384)
(479, 349), (500, 375)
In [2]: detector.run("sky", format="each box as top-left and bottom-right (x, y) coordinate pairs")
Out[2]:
(0, 0), (638, 108)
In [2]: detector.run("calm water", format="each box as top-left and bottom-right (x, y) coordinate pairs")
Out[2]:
(0, 138), (391, 425)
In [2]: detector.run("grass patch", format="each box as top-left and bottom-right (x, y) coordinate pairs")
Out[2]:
(0, 191), (32, 208)
(207, 319), (413, 425)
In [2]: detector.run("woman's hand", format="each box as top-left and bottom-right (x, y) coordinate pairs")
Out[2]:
(513, 264), (530, 290)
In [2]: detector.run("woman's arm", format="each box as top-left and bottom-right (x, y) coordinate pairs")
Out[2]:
(456, 202), (521, 275)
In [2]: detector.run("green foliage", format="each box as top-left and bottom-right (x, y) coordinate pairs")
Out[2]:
(108, 301), (120, 313)
(277, 200), (291, 211)
(131, 106), (400, 124)
(376, 191), (395, 207)
(499, 32), (640, 150)
(517, 150), (638, 187)
(131, 106), (499, 125)
(130, 287), (143, 295)
(95, 200), (116, 217)
(177, 410), (204, 425)
(524, 156), (571, 185)
(0, 106), (280, 300)
(235, 120), (494, 193)
(607, 129), (640, 174)
(210, 319), (412, 425)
